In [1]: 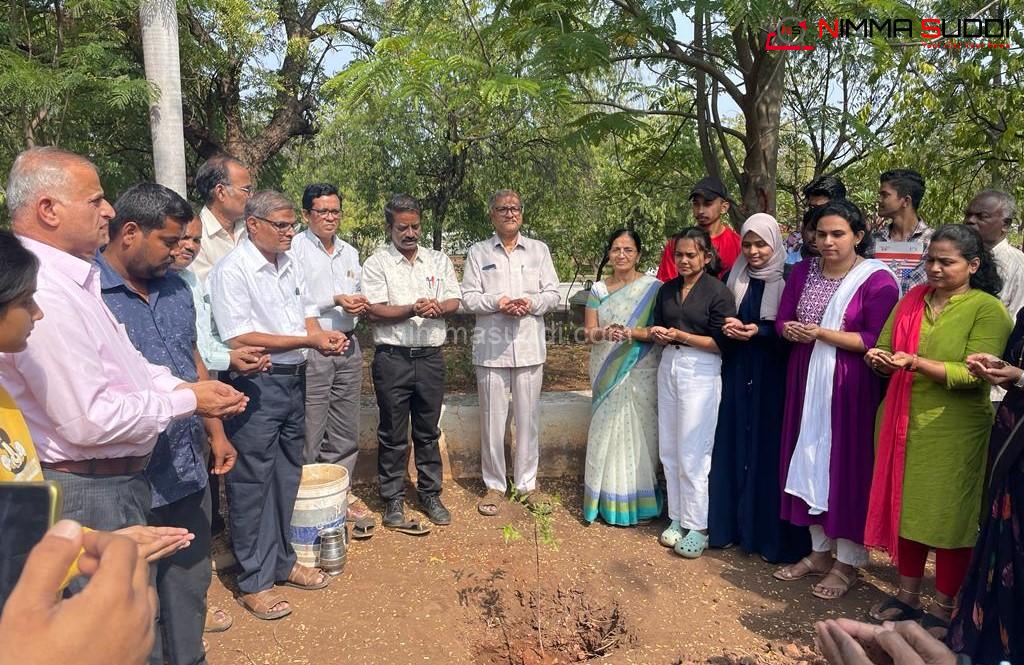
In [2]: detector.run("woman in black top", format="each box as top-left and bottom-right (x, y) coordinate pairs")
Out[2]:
(646, 227), (736, 559)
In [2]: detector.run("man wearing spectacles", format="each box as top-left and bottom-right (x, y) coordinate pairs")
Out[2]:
(191, 154), (254, 283)
(289, 183), (376, 538)
(208, 190), (348, 620)
(461, 188), (561, 517)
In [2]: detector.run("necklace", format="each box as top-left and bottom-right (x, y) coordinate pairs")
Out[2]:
(821, 256), (859, 281)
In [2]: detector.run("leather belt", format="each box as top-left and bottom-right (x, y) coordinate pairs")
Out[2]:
(267, 362), (307, 376)
(41, 454), (151, 476)
(375, 344), (440, 358)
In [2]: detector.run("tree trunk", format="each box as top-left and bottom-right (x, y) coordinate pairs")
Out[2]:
(140, 0), (187, 196)
(738, 47), (784, 216)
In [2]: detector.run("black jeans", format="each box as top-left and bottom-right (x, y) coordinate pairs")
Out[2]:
(224, 372), (305, 594)
(371, 346), (444, 502)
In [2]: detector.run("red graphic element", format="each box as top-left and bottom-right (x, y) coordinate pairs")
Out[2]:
(765, 19), (814, 50)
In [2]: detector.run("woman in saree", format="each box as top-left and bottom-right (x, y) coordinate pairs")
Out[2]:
(708, 213), (810, 563)
(947, 306), (1024, 663)
(772, 200), (899, 599)
(582, 229), (662, 526)
(865, 224), (1011, 637)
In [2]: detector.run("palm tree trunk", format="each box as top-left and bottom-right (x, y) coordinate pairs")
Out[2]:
(140, 0), (187, 197)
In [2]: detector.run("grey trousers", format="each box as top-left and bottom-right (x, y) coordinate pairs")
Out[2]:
(149, 486), (212, 665)
(224, 372), (305, 594)
(303, 336), (362, 474)
(41, 468), (160, 664)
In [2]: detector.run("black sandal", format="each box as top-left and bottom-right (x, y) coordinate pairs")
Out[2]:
(869, 596), (924, 622)
(383, 519), (432, 536)
(921, 612), (950, 637)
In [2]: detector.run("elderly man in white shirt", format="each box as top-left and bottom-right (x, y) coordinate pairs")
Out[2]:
(361, 194), (461, 533)
(461, 189), (561, 517)
(290, 183), (376, 537)
(209, 190), (347, 620)
(965, 190), (1023, 404)
(191, 154), (253, 283)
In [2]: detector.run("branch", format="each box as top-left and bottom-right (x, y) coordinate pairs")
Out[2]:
(573, 99), (746, 141)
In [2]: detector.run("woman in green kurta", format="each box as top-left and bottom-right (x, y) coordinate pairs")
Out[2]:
(863, 225), (1012, 636)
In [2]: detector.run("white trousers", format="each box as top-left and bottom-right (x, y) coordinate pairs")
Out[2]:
(477, 364), (543, 493)
(657, 345), (722, 530)
(810, 524), (869, 567)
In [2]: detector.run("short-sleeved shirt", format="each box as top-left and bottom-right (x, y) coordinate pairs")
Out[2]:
(459, 234), (561, 367)
(652, 273), (736, 350)
(289, 230), (362, 333)
(361, 244), (461, 348)
(208, 237), (319, 365)
(96, 253), (206, 508)
(711, 226), (742, 276)
(190, 206), (247, 283)
(178, 268), (231, 372)
(869, 218), (933, 294)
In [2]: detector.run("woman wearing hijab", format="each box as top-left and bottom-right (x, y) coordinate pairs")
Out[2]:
(708, 214), (811, 562)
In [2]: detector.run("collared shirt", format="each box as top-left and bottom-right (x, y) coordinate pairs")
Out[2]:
(361, 244), (461, 348)
(190, 206), (247, 283)
(870, 218), (933, 294)
(0, 237), (196, 464)
(992, 239), (1024, 319)
(96, 254), (206, 508)
(289, 229), (361, 332)
(460, 234), (561, 367)
(178, 268), (232, 372)
(208, 237), (318, 365)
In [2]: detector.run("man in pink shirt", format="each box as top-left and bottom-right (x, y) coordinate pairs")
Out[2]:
(0, 148), (247, 598)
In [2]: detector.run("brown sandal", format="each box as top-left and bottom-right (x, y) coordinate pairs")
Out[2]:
(280, 563), (329, 590)
(773, 556), (831, 581)
(204, 606), (233, 633)
(812, 567), (860, 600)
(236, 589), (291, 620)
(477, 489), (504, 517)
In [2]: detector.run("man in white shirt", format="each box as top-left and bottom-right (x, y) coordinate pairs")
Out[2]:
(289, 183), (375, 536)
(190, 154), (253, 282)
(965, 190), (1023, 318)
(209, 190), (347, 620)
(361, 194), (461, 533)
(460, 189), (561, 517)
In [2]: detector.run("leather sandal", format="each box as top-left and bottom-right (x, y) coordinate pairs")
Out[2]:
(812, 568), (859, 600)
(773, 556), (831, 581)
(477, 489), (504, 517)
(204, 606), (233, 633)
(236, 589), (291, 620)
(280, 563), (329, 591)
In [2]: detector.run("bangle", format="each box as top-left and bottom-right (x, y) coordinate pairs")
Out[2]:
(910, 354), (920, 372)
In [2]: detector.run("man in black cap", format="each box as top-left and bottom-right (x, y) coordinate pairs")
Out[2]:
(657, 176), (740, 280)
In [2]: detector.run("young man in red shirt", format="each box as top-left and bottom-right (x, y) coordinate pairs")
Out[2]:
(657, 176), (740, 280)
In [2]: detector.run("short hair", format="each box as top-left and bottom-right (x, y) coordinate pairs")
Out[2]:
(384, 194), (421, 226)
(931, 224), (1002, 297)
(109, 183), (193, 237)
(302, 183), (341, 211)
(244, 190), (294, 222)
(596, 228), (643, 276)
(810, 199), (873, 256)
(488, 189), (521, 209)
(195, 154), (245, 204)
(801, 174), (847, 202)
(6, 147), (97, 217)
(880, 169), (926, 210)
(975, 189), (1017, 227)
(671, 226), (721, 276)
(0, 230), (40, 309)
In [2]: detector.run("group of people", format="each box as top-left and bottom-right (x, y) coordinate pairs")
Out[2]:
(0, 145), (1021, 665)
(0, 147), (567, 664)
(580, 171), (1023, 664)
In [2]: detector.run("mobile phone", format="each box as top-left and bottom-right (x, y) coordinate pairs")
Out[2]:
(0, 481), (62, 610)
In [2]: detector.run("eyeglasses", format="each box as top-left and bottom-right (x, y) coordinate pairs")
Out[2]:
(253, 216), (299, 234)
(225, 183), (254, 196)
(493, 205), (523, 216)
(309, 208), (342, 218)
(609, 248), (637, 255)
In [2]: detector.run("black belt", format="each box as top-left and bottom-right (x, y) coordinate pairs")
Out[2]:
(42, 454), (151, 476)
(375, 344), (440, 358)
(267, 362), (307, 376)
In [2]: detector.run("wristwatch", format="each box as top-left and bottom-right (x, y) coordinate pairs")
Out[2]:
(1014, 368), (1024, 389)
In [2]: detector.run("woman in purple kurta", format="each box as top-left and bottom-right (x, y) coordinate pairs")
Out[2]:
(771, 200), (900, 599)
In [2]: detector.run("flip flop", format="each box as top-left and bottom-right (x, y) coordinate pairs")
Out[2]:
(236, 590), (291, 621)
(869, 596), (924, 622)
(350, 514), (376, 540)
(383, 519), (432, 536)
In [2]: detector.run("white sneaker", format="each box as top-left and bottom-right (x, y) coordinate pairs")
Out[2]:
(659, 520), (685, 547)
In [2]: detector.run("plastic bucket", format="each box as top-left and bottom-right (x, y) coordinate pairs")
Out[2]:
(290, 463), (349, 568)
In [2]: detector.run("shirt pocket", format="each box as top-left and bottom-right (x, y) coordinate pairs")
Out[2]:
(522, 267), (542, 295)
(479, 264), (505, 294)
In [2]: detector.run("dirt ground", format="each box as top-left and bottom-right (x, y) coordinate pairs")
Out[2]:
(206, 478), (909, 665)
